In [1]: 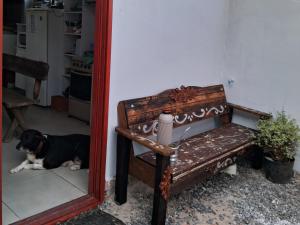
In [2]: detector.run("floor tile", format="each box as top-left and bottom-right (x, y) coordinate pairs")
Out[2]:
(23, 106), (90, 135)
(2, 139), (50, 186)
(2, 203), (19, 225)
(53, 167), (89, 193)
(4, 172), (85, 219)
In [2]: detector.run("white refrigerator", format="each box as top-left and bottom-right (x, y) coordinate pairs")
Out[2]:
(15, 8), (64, 106)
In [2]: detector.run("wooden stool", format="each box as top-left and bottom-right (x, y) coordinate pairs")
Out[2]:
(2, 54), (49, 142)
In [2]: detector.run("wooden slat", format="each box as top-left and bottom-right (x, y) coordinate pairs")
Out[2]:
(115, 127), (174, 156)
(3, 53), (49, 80)
(228, 103), (272, 119)
(3, 88), (33, 108)
(117, 101), (129, 129)
(137, 123), (255, 177)
(120, 85), (227, 131)
(125, 85), (224, 110)
(129, 150), (155, 188)
(126, 92), (226, 117)
(169, 144), (253, 194)
(127, 98), (227, 125)
(128, 101), (229, 135)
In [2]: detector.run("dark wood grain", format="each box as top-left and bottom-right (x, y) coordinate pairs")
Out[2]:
(117, 102), (129, 129)
(2, 88), (33, 108)
(228, 102), (272, 119)
(115, 134), (132, 205)
(169, 146), (252, 194)
(3, 53), (49, 80)
(129, 150), (155, 188)
(152, 154), (170, 225)
(122, 85), (228, 133)
(115, 127), (174, 156)
(138, 123), (255, 178)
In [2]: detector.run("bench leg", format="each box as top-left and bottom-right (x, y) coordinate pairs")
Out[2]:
(3, 106), (28, 142)
(251, 145), (264, 170)
(12, 108), (28, 131)
(152, 154), (170, 225)
(3, 118), (18, 143)
(3, 106), (19, 142)
(115, 134), (131, 205)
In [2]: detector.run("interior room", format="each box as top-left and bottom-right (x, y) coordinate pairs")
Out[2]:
(2, 0), (95, 224)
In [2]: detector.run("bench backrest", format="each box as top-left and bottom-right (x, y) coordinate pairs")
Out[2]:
(3, 53), (49, 99)
(118, 85), (231, 136)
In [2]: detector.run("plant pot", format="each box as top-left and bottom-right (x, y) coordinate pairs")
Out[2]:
(264, 157), (294, 184)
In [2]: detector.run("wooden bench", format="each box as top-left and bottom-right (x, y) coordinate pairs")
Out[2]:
(114, 85), (270, 225)
(2, 54), (49, 142)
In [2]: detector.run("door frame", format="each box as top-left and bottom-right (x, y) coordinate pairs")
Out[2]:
(1, 0), (113, 224)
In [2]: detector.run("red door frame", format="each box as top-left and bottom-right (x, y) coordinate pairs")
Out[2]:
(0, 0), (113, 224)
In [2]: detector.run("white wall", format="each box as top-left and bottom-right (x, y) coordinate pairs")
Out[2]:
(106, 0), (229, 180)
(106, 0), (300, 180)
(223, 0), (300, 171)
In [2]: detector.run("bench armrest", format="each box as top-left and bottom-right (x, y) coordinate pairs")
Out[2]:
(228, 103), (272, 119)
(115, 127), (174, 157)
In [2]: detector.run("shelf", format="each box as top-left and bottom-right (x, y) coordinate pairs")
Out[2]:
(63, 74), (71, 78)
(64, 32), (81, 37)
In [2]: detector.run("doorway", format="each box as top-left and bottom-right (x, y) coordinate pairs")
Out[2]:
(0, 0), (112, 224)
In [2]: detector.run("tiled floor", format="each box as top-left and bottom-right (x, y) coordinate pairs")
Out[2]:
(2, 106), (90, 225)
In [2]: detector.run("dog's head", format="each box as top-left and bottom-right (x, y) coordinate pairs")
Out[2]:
(16, 129), (44, 154)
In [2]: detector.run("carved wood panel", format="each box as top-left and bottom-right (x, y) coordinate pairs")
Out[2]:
(119, 85), (228, 132)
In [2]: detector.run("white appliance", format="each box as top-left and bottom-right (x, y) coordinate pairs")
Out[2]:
(15, 8), (64, 106)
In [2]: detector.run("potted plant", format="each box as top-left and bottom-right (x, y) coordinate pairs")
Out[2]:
(256, 111), (300, 184)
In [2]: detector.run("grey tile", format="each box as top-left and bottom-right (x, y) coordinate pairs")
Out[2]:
(53, 167), (89, 193)
(2, 169), (51, 193)
(4, 173), (86, 219)
(2, 139), (50, 186)
(23, 106), (90, 135)
(2, 139), (24, 163)
(2, 203), (19, 225)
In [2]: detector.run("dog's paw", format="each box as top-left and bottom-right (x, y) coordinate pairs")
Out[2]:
(70, 164), (81, 171)
(10, 167), (20, 174)
(62, 161), (73, 167)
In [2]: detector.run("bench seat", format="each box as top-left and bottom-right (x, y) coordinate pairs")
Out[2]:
(2, 54), (49, 142)
(137, 123), (255, 179)
(3, 88), (34, 109)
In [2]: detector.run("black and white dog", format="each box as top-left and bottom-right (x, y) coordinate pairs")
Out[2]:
(10, 129), (90, 174)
